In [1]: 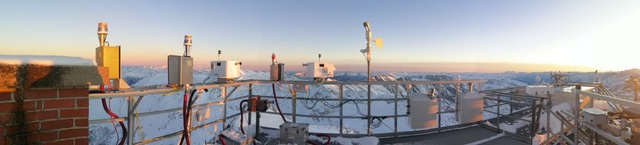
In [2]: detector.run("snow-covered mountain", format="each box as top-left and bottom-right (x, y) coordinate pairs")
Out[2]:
(89, 66), (637, 144)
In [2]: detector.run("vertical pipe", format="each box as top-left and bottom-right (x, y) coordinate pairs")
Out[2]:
(437, 87), (442, 132)
(248, 84), (252, 125)
(292, 85), (297, 123)
(339, 84), (343, 135)
(497, 95), (501, 131)
(255, 96), (261, 141)
(127, 97), (135, 145)
(367, 62), (372, 136)
(547, 97), (551, 142)
(531, 99), (537, 142)
(510, 97), (514, 115)
(222, 87), (227, 130)
(456, 83), (460, 123)
(574, 91), (580, 144)
(394, 84), (398, 136)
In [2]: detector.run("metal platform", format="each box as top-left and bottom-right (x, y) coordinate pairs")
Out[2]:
(88, 80), (562, 145)
(380, 126), (527, 145)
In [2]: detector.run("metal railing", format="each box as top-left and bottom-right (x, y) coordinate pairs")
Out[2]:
(85, 80), (571, 145)
(540, 85), (637, 145)
(481, 90), (548, 143)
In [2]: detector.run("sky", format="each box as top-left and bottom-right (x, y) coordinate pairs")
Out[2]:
(1, 0), (640, 72)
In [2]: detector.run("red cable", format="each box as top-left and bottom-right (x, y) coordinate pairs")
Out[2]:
(101, 99), (127, 145)
(218, 134), (226, 145)
(272, 83), (287, 122)
(317, 134), (331, 145)
(108, 99), (119, 145)
(306, 134), (331, 145)
(180, 90), (196, 145)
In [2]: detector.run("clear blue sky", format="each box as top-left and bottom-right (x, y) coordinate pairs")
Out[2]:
(1, 1), (639, 72)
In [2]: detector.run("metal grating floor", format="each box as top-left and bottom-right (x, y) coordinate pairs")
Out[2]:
(379, 126), (528, 145)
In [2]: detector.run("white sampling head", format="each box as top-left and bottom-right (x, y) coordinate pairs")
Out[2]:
(97, 22), (108, 46)
(183, 35), (192, 57)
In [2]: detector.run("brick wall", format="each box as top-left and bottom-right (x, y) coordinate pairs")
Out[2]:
(0, 87), (89, 145)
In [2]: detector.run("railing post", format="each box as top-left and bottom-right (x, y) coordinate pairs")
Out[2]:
(437, 87), (442, 132)
(222, 87), (227, 130)
(248, 84), (252, 125)
(394, 84), (398, 136)
(574, 91), (580, 144)
(127, 96), (135, 145)
(531, 98), (537, 141)
(455, 82), (460, 122)
(339, 84), (343, 135)
(510, 96), (513, 114)
(497, 95), (501, 131)
(255, 95), (261, 142)
(547, 95), (552, 141)
(292, 85), (297, 123)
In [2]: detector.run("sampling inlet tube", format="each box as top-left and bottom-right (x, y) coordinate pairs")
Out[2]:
(179, 89), (197, 145)
(239, 100), (248, 134)
(272, 83), (287, 122)
(101, 99), (127, 145)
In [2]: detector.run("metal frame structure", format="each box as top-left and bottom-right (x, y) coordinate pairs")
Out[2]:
(87, 79), (561, 145)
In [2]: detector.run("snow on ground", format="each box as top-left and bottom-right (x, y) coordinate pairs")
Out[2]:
(499, 118), (530, 133)
(538, 102), (572, 134)
(485, 102), (573, 136)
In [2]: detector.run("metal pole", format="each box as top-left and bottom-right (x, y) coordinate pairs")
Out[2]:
(292, 86), (297, 123)
(127, 97), (135, 145)
(497, 95), (501, 131)
(456, 82), (460, 122)
(222, 87), (227, 130)
(255, 95), (261, 141)
(367, 60), (372, 136)
(547, 95), (552, 142)
(248, 84), (252, 125)
(394, 84), (398, 136)
(574, 91), (580, 144)
(438, 87), (442, 132)
(339, 84), (343, 135)
(531, 99), (537, 141)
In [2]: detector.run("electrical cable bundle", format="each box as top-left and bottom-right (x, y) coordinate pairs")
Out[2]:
(101, 99), (127, 145)
(180, 88), (206, 145)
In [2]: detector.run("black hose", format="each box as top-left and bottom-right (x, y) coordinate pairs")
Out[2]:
(239, 100), (248, 134)
(179, 89), (197, 145)
(101, 99), (127, 145)
(272, 83), (287, 122)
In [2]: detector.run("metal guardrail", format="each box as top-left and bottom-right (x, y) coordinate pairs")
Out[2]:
(84, 80), (565, 145)
(563, 90), (639, 145)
